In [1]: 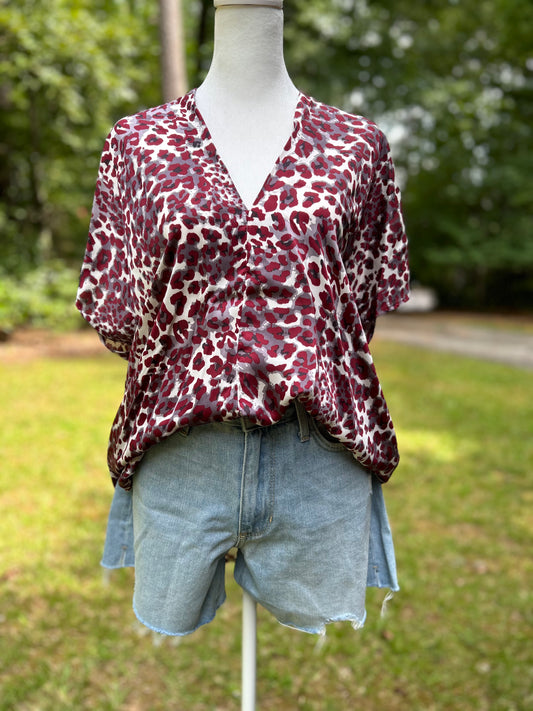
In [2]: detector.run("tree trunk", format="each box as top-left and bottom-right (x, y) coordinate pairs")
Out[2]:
(159, 0), (187, 102)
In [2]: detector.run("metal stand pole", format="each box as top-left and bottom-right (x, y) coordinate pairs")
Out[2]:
(242, 590), (257, 711)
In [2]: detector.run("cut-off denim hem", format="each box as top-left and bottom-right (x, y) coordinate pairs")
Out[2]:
(113, 561), (396, 639)
(131, 588), (368, 639)
(101, 401), (399, 637)
(132, 599), (224, 638)
(275, 609), (368, 637)
(130, 578), (397, 640)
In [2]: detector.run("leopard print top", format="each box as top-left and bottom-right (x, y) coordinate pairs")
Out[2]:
(76, 90), (409, 489)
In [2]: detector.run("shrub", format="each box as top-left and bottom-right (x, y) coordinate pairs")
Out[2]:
(0, 261), (82, 336)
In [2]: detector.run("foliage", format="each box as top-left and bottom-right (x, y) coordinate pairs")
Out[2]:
(0, 0), (161, 274)
(1, 338), (532, 709)
(281, 0), (533, 309)
(1, 0), (532, 311)
(0, 260), (81, 335)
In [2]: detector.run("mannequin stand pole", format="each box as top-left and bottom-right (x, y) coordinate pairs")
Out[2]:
(242, 590), (257, 711)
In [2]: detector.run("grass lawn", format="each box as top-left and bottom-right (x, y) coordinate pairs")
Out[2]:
(1, 335), (532, 710)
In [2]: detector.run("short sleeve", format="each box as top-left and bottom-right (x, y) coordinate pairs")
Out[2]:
(76, 123), (137, 358)
(345, 129), (409, 342)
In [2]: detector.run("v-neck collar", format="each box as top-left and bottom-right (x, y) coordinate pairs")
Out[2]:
(189, 89), (308, 213)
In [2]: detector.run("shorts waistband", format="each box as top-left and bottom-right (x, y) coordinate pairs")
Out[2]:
(228, 401), (311, 442)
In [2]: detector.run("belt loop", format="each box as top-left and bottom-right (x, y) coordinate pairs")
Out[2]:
(294, 399), (310, 442)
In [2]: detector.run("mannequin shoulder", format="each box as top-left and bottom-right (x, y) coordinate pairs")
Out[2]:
(304, 94), (388, 152)
(106, 93), (196, 147)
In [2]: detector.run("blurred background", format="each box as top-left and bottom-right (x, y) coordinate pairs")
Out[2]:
(1, 0), (532, 336)
(1, 4), (533, 710)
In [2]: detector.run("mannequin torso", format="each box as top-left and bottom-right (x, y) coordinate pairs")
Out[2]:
(195, 4), (299, 211)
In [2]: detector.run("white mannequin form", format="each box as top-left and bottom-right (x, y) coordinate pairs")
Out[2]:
(196, 4), (297, 707)
(195, 0), (299, 211)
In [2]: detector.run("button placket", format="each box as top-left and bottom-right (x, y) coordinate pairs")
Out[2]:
(231, 209), (255, 411)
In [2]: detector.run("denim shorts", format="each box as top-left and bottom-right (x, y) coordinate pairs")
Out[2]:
(102, 401), (399, 636)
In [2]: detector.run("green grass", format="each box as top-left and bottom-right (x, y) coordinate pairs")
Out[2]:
(1, 339), (532, 710)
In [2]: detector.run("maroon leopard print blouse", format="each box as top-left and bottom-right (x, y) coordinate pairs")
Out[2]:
(77, 90), (409, 489)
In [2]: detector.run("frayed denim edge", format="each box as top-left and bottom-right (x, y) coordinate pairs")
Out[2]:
(131, 596), (226, 639)
(274, 607), (367, 640)
(275, 585), (398, 643)
(380, 589), (396, 618)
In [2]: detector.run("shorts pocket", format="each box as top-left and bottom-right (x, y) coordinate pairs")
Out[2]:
(309, 418), (347, 452)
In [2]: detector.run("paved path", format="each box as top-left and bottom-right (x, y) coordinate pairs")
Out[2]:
(376, 313), (533, 370)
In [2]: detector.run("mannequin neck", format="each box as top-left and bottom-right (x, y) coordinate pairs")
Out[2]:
(193, 3), (299, 211)
(200, 6), (291, 101)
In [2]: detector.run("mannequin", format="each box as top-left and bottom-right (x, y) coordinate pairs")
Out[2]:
(195, 0), (299, 210)
(77, 0), (409, 672)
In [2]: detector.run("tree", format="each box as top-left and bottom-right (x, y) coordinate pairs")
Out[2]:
(159, 0), (188, 101)
(0, 0), (160, 274)
(279, 0), (533, 309)
(1, 0), (531, 312)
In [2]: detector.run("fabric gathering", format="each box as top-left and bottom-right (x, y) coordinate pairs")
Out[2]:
(76, 88), (409, 636)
